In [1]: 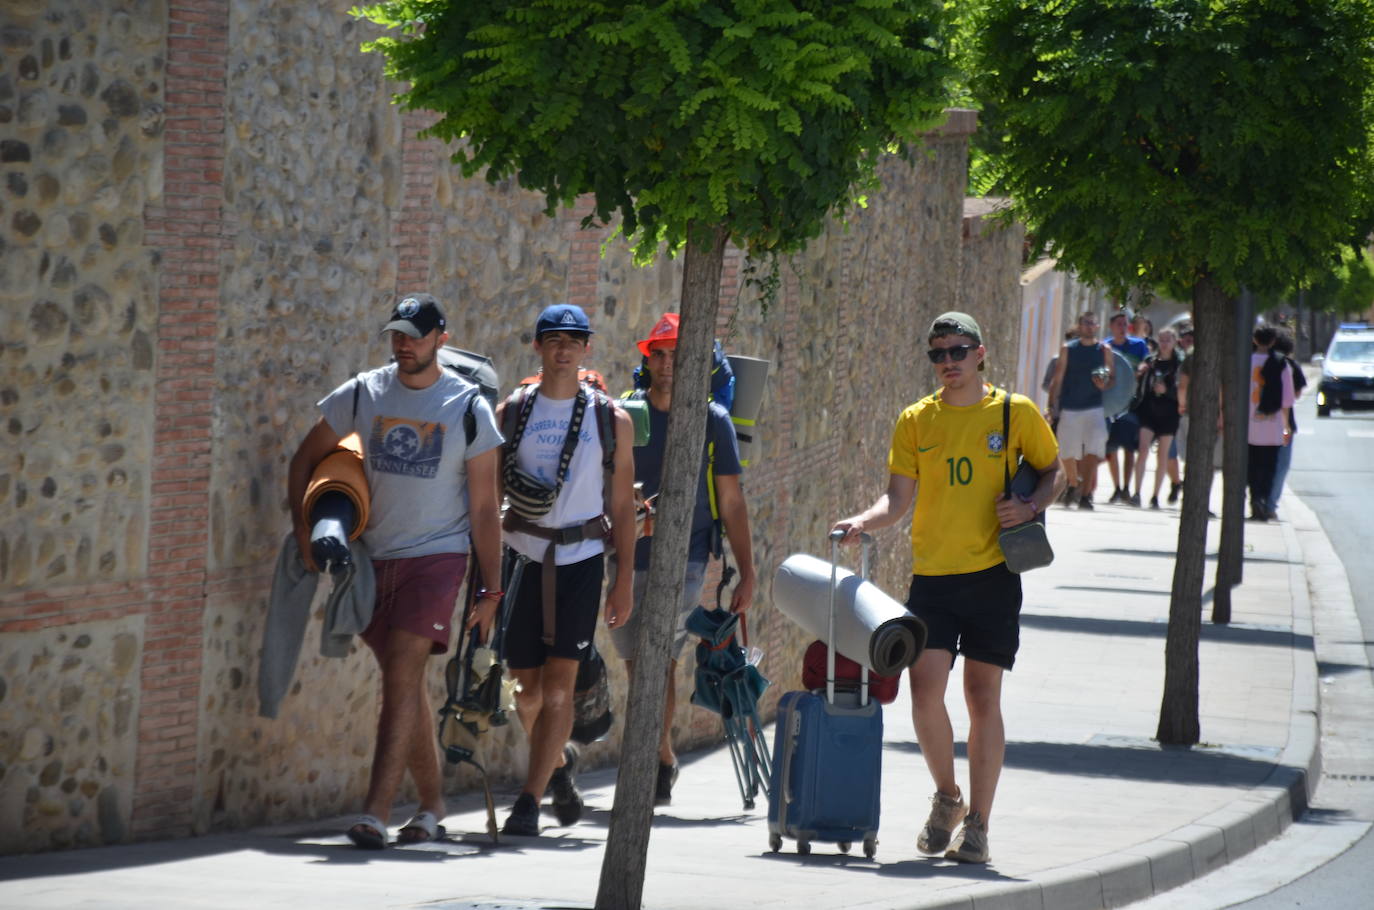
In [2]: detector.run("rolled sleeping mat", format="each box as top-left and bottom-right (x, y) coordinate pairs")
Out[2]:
(725, 354), (769, 467)
(309, 489), (356, 571)
(772, 553), (927, 677)
(302, 433), (369, 540)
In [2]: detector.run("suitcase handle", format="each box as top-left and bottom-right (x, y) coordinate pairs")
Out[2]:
(827, 529), (874, 706)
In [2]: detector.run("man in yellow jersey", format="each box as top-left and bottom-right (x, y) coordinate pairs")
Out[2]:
(833, 312), (1061, 865)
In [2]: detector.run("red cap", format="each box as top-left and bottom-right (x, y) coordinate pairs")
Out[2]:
(636, 313), (680, 357)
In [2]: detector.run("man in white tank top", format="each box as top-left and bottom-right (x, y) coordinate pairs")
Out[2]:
(497, 304), (636, 837)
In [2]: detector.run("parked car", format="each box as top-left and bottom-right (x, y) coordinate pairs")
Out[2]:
(1315, 323), (1374, 416)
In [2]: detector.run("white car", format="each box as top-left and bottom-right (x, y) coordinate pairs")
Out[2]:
(1316, 323), (1374, 416)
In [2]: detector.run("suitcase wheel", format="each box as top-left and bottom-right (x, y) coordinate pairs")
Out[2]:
(769, 833), (782, 853)
(837, 841), (851, 854)
(863, 836), (877, 860)
(796, 838), (811, 855)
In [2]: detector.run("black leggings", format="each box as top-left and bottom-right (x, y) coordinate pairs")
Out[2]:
(1247, 444), (1279, 514)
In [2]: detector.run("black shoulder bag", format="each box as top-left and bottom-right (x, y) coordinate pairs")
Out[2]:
(997, 389), (1055, 573)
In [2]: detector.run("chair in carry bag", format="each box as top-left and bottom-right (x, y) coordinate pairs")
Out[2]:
(767, 530), (883, 858)
(685, 605), (771, 810)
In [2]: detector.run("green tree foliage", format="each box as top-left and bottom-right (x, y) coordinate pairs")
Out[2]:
(972, 0), (1374, 746)
(354, 0), (952, 261)
(973, 0), (1374, 298)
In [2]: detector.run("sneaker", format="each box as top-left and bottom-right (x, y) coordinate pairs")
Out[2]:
(1168, 482), (1182, 504)
(548, 744), (584, 826)
(655, 761), (679, 805)
(1150, 496), (1160, 510)
(1128, 492), (1142, 507)
(502, 792), (540, 837)
(916, 789), (966, 855)
(945, 811), (990, 863)
(1108, 488), (1123, 504)
(1058, 485), (1077, 506)
(1078, 495), (1094, 511)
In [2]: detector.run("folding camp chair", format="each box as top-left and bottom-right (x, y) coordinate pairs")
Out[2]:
(686, 605), (771, 810)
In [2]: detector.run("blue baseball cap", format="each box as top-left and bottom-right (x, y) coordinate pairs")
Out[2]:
(535, 303), (593, 337)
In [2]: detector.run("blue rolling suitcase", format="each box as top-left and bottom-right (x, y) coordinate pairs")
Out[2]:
(767, 531), (882, 858)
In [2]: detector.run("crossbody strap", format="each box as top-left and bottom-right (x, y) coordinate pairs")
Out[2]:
(504, 384), (588, 493)
(1002, 388), (1013, 497)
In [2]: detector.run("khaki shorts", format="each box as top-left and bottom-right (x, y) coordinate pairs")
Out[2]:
(1057, 407), (1108, 460)
(608, 559), (708, 662)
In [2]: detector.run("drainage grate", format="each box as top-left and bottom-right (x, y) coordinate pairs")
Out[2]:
(1327, 773), (1374, 782)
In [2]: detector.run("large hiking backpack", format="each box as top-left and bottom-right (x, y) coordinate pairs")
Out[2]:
(439, 346), (499, 407)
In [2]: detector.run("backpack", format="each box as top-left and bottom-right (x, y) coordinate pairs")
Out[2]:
(499, 380), (617, 522)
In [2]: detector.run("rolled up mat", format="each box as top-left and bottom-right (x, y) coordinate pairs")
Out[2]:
(772, 554), (927, 676)
(303, 433), (369, 540)
(725, 355), (769, 467)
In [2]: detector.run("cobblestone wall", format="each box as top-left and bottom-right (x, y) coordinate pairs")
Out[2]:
(210, 0), (399, 572)
(0, 617), (143, 852)
(1, 0), (1004, 851)
(0, 0), (164, 592)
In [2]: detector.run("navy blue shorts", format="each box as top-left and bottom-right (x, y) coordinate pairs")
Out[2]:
(1106, 412), (1141, 451)
(905, 563), (1023, 670)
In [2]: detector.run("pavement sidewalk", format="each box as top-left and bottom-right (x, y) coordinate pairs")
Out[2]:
(0, 489), (1325, 910)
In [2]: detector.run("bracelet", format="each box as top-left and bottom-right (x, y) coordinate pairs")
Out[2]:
(477, 589), (503, 601)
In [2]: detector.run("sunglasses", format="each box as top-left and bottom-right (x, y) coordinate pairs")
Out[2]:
(926, 344), (977, 364)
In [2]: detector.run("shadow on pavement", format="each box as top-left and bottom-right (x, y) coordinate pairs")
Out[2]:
(1090, 547), (1299, 566)
(756, 848), (1025, 883)
(884, 738), (1282, 788)
(1021, 612), (1313, 650)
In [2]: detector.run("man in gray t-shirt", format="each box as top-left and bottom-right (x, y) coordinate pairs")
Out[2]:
(288, 293), (503, 849)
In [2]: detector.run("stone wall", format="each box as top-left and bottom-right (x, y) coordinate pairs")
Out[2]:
(0, 0), (165, 592)
(0, 0), (1010, 853)
(958, 197), (1027, 395)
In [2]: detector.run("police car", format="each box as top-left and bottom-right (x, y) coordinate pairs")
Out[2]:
(1317, 323), (1374, 417)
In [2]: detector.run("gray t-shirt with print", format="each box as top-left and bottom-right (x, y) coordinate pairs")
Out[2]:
(319, 364), (502, 560)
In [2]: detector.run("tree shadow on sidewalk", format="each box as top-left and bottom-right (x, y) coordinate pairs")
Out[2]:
(885, 738), (1282, 788)
(1020, 612), (1313, 651)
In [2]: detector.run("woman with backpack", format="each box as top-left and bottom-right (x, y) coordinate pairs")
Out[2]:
(1129, 326), (1188, 509)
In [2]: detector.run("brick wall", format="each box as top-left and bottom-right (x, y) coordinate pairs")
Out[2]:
(132, 0), (229, 840)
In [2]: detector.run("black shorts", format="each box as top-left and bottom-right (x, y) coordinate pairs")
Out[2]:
(906, 563), (1023, 670)
(1137, 402), (1180, 438)
(503, 551), (604, 669)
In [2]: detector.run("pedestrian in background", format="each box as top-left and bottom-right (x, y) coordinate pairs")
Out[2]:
(1267, 328), (1306, 519)
(1247, 325), (1294, 522)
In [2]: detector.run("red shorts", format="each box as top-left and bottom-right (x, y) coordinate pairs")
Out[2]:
(362, 553), (468, 655)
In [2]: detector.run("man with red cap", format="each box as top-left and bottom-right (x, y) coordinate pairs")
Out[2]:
(610, 312), (756, 804)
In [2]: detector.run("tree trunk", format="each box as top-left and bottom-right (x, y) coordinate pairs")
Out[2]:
(596, 223), (728, 910)
(1157, 275), (1230, 746)
(1212, 290), (1251, 623)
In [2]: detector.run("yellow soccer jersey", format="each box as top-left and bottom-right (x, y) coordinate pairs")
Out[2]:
(888, 387), (1059, 576)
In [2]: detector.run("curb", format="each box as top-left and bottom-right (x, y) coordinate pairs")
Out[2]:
(890, 497), (1323, 910)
